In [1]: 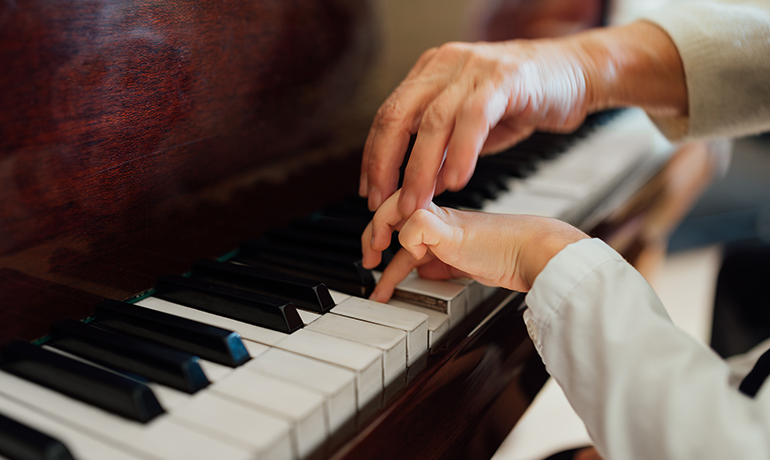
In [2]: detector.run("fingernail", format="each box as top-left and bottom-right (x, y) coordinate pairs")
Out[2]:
(368, 187), (382, 211)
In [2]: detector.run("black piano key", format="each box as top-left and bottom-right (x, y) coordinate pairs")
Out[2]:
(466, 172), (509, 194)
(155, 275), (304, 334)
(299, 213), (404, 264)
(268, 227), (395, 269)
(474, 160), (533, 179)
(293, 216), (367, 239)
(48, 320), (209, 394)
(268, 227), (362, 255)
(0, 411), (75, 460)
(236, 239), (375, 297)
(191, 260), (335, 313)
(433, 189), (486, 209)
(93, 299), (250, 368)
(231, 256), (373, 298)
(0, 341), (164, 423)
(479, 155), (539, 175)
(319, 200), (375, 223)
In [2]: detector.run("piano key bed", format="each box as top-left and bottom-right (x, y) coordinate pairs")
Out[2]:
(0, 109), (672, 460)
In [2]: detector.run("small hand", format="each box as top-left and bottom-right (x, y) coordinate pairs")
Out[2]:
(362, 189), (589, 302)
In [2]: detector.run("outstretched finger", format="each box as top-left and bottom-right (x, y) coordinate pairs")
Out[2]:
(369, 247), (428, 303)
(364, 48), (448, 210)
(442, 82), (509, 191)
(398, 83), (471, 217)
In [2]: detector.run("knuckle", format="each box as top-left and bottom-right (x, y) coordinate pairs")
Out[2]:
(437, 41), (467, 56)
(376, 97), (407, 129)
(462, 96), (487, 121)
(421, 104), (451, 132)
(412, 208), (433, 222)
(418, 46), (439, 63)
(368, 158), (390, 181)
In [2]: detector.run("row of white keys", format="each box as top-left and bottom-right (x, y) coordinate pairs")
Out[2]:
(373, 270), (468, 328)
(327, 292), (429, 366)
(42, 345), (295, 460)
(132, 367), (300, 460)
(386, 299), (449, 350)
(246, 348), (357, 437)
(210, 368), (326, 459)
(137, 297), (378, 413)
(304, 313), (406, 387)
(132, 278), (476, 454)
(39, 299), (349, 459)
(446, 277), (499, 314)
(0, 370), (253, 460)
(483, 109), (658, 222)
(0, 392), (143, 460)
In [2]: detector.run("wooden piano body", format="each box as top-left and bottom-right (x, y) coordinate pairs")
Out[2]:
(0, 0), (718, 458)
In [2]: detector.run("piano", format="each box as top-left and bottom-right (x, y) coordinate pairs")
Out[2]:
(0, 0), (721, 459)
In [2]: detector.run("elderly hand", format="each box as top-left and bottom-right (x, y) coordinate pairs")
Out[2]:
(359, 38), (594, 216)
(359, 22), (687, 218)
(362, 190), (589, 302)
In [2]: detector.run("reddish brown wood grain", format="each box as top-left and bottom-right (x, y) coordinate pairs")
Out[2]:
(0, 0), (376, 343)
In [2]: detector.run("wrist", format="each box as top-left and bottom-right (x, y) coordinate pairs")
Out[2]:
(568, 21), (687, 117)
(520, 220), (588, 291)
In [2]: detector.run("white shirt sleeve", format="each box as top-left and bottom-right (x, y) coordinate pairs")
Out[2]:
(523, 238), (770, 459)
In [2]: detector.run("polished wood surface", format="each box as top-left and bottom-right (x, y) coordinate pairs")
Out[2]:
(0, 0), (378, 344)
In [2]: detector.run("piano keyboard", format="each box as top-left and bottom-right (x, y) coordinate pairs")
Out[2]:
(0, 109), (670, 460)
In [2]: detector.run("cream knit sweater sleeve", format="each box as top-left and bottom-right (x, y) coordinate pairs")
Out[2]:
(640, 0), (770, 140)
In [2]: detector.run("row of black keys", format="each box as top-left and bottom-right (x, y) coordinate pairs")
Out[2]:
(0, 203), (397, 460)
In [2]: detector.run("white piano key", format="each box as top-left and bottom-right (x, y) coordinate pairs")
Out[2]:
(328, 290), (351, 305)
(306, 313), (406, 387)
(137, 297), (289, 346)
(398, 275), (467, 326)
(481, 190), (576, 219)
(446, 278), (499, 314)
(331, 297), (429, 366)
(386, 299), (449, 349)
(446, 277), (482, 310)
(275, 329), (382, 411)
(46, 344), (293, 459)
(247, 348), (356, 436)
(0, 393), (143, 460)
(0, 371), (252, 460)
(170, 392), (293, 460)
(243, 339), (271, 357)
(137, 296), (380, 418)
(374, 270), (467, 328)
(198, 359), (233, 382)
(211, 369), (327, 460)
(297, 309), (322, 325)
